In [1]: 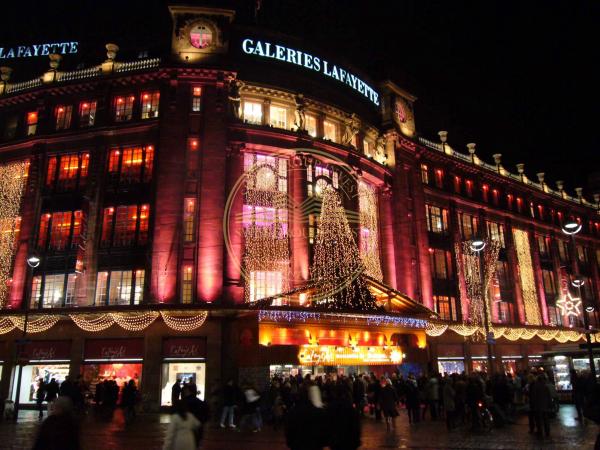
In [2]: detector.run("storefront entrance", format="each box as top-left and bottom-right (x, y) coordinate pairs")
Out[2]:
(81, 338), (144, 402)
(12, 340), (71, 405)
(160, 337), (207, 405)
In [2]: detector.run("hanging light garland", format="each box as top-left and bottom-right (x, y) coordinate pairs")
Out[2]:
(8, 314), (60, 333)
(448, 323), (481, 337)
(425, 322), (448, 336)
(0, 160), (29, 308)
(0, 316), (16, 334)
(358, 181), (383, 281)
(69, 313), (115, 332)
(160, 310), (208, 331)
(110, 311), (159, 331)
(512, 228), (542, 325)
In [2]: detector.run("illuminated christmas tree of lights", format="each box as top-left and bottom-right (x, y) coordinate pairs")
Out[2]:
(0, 160), (29, 308)
(513, 228), (542, 325)
(310, 186), (379, 311)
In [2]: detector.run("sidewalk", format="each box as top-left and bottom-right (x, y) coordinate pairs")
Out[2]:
(0, 404), (598, 449)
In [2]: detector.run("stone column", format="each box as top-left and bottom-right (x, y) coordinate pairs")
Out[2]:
(378, 185), (397, 289)
(290, 154), (309, 287)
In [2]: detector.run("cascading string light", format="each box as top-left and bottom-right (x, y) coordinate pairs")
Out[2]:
(243, 156), (290, 304)
(358, 181), (383, 281)
(69, 313), (115, 332)
(110, 311), (159, 331)
(0, 160), (29, 308)
(513, 228), (542, 325)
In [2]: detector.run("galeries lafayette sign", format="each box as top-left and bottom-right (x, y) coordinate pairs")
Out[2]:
(0, 41), (79, 59)
(22, 340), (71, 360)
(163, 337), (207, 359)
(241, 38), (380, 107)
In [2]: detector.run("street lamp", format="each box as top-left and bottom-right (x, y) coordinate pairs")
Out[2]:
(470, 238), (495, 375)
(562, 219), (597, 383)
(13, 254), (40, 421)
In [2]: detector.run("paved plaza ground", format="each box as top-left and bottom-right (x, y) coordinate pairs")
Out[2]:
(0, 404), (598, 449)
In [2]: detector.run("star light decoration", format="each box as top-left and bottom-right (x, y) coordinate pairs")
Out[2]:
(556, 292), (582, 317)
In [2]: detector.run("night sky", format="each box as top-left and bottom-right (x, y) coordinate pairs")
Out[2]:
(1, 1), (598, 196)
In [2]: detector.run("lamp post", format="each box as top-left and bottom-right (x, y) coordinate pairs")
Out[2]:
(470, 238), (495, 375)
(13, 255), (40, 421)
(562, 219), (597, 383)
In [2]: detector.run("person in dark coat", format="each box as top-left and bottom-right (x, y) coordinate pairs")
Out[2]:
(379, 378), (399, 431)
(171, 379), (182, 407)
(219, 380), (238, 428)
(182, 385), (209, 447)
(327, 384), (361, 450)
(121, 380), (138, 425)
(405, 376), (420, 424)
(32, 396), (80, 450)
(36, 378), (46, 419)
(530, 374), (552, 438)
(45, 378), (59, 404)
(285, 387), (327, 450)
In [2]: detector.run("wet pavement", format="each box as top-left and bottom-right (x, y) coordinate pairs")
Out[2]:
(0, 404), (598, 449)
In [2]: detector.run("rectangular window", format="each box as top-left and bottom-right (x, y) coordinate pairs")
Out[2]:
(65, 274), (77, 306)
(269, 105), (288, 129)
(95, 272), (109, 305)
(425, 205), (448, 234)
(434, 169), (444, 188)
(453, 176), (461, 193)
(323, 120), (337, 142)
(248, 270), (283, 303)
(305, 115), (317, 137)
(114, 95), (135, 122)
(537, 235), (550, 258)
(459, 213), (479, 240)
(49, 211), (72, 251)
(577, 245), (588, 265)
(79, 101), (97, 127)
(26, 111), (38, 136)
(38, 213), (51, 248)
(420, 164), (429, 184)
(429, 248), (453, 280)
(108, 270), (133, 305)
(134, 270), (145, 305)
(486, 221), (506, 248)
(191, 86), (202, 112)
(547, 306), (563, 326)
(101, 204), (149, 248)
(141, 91), (160, 119)
(55, 105), (73, 130)
(497, 301), (514, 324)
(433, 295), (457, 321)
(482, 184), (489, 203)
(183, 198), (196, 242)
(182, 266), (193, 304)
(31, 275), (42, 309)
(496, 260), (513, 302)
(107, 145), (154, 184)
(557, 240), (570, 264)
(42, 274), (65, 308)
(4, 115), (18, 139)
(542, 269), (557, 299)
(465, 180), (473, 197)
(243, 101), (262, 125)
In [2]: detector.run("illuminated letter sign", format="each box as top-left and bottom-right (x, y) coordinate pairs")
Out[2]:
(0, 41), (79, 59)
(241, 38), (380, 107)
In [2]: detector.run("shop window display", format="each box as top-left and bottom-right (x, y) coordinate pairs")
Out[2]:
(81, 363), (142, 402)
(160, 362), (206, 405)
(13, 364), (69, 404)
(437, 359), (465, 375)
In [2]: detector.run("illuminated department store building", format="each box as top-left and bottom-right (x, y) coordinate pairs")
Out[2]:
(0, 5), (599, 409)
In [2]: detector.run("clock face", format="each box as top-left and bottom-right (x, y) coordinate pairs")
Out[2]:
(190, 24), (212, 49)
(394, 99), (407, 123)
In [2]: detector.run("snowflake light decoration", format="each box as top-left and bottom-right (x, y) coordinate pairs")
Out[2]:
(556, 292), (582, 317)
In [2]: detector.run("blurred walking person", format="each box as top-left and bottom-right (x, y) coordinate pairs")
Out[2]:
(32, 396), (81, 450)
(327, 384), (361, 450)
(163, 401), (200, 450)
(379, 378), (399, 431)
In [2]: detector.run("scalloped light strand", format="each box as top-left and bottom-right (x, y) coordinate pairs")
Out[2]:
(70, 314), (115, 332)
(110, 311), (159, 331)
(160, 311), (208, 331)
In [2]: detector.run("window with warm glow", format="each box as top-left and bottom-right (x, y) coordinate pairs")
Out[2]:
(557, 240), (570, 264)
(537, 235), (551, 258)
(542, 269), (557, 299)
(429, 248), (453, 280)
(243, 101), (262, 125)
(183, 198), (196, 242)
(486, 221), (505, 248)
(305, 114), (317, 137)
(248, 270), (283, 303)
(433, 295), (457, 321)
(307, 163), (339, 198)
(44, 152), (90, 192)
(481, 184), (489, 202)
(95, 269), (144, 306)
(37, 211), (82, 251)
(434, 169), (444, 188)
(496, 301), (514, 324)
(269, 105), (288, 129)
(420, 164), (429, 184)
(577, 245), (589, 264)
(26, 111), (38, 136)
(191, 86), (202, 112)
(190, 24), (212, 49)
(141, 91), (160, 119)
(459, 213), (478, 240)
(465, 180), (473, 197)
(107, 145), (154, 184)
(101, 204), (149, 248)
(495, 260), (513, 303)
(79, 101), (97, 127)
(31, 273), (77, 309)
(323, 120), (337, 142)
(114, 95), (135, 122)
(182, 266), (193, 304)
(547, 306), (563, 326)
(55, 105), (73, 130)
(242, 205), (288, 237)
(425, 204), (448, 234)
